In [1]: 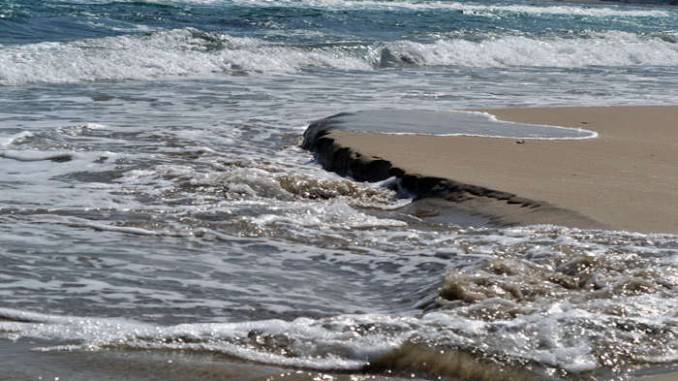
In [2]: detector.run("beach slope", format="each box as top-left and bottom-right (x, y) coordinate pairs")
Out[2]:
(303, 106), (678, 234)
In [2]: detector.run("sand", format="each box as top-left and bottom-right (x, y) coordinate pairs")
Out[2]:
(633, 373), (678, 381)
(2, 338), (675, 381)
(305, 106), (678, 234)
(0, 339), (419, 381)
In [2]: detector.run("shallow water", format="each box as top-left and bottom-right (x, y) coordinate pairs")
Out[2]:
(0, 0), (677, 380)
(309, 109), (598, 138)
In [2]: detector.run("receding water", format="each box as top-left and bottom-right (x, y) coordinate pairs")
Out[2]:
(313, 109), (598, 138)
(0, 1), (677, 380)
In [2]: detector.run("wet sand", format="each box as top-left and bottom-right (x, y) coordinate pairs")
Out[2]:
(634, 373), (678, 381)
(303, 106), (678, 234)
(0, 339), (419, 381)
(3, 338), (675, 381)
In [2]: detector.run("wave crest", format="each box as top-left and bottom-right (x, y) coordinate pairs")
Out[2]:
(1, 29), (677, 85)
(376, 31), (678, 68)
(0, 28), (370, 85)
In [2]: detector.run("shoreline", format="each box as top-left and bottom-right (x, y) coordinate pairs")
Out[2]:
(3, 337), (675, 381)
(302, 106), (678, 234)
(0, 338), (418, 381)
(2, 338), (675, 381)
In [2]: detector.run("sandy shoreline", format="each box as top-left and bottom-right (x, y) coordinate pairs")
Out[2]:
(2, 338), (675, 381)
(0, 339), (420, 381)
(303, 106), (678, 234)
(634, 373), (678, 381)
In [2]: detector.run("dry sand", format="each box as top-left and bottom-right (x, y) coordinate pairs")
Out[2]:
(324, 106), (678, 234)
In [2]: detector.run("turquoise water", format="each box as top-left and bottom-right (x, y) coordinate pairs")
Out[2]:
(0, 1), (677, 380)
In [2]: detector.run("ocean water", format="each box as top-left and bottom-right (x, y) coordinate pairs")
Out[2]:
(1, 0), (677, 380)
(305, 109), (600, 138)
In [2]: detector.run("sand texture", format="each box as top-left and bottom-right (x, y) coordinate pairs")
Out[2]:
(303, 106), (678, 234)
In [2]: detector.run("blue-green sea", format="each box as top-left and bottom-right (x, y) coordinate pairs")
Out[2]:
(0, 1), (677, 380)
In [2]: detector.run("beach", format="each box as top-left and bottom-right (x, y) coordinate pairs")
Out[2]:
(306, 106), (678, 234)
(0, 339), (421, 381)
(1, 0), (677, 380)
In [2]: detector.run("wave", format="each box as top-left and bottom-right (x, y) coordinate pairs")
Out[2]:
(1, 29), (677, 85)
(2, 264), (676, 378)
(0, 28), (369, 85)
(0, 308), (397, 371)
(1, 216), (676, 378)
(375, 31), (678, 68)
(231, 0), (671, 17)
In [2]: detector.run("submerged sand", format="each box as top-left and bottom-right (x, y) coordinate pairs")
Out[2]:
(307, 106), (678, 234)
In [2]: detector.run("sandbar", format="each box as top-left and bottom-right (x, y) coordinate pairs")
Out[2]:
(303, 106), (678, 234)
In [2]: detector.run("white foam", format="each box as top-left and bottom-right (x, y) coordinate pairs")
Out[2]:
(0, 308), (404, 371)
(462, 110), (599, 140)
(248, 199), (408, 229)
(81, 122), (107, 130)
(0, 131), (34, 148)
(1, 222), (676, 375)
(2, 291), (676, 375)
(2, 29), (676, 85)
(376, 31), (678, 68)
(346, 109), (599, 140)
(0, 28), (369, 85)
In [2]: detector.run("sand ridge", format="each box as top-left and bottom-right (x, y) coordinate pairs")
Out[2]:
(304, 106), (678, 234)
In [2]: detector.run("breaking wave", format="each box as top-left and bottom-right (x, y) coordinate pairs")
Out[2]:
(0, 28), (369, 85)
(375, 31), (678, 68)
(1, 29), (677, 85)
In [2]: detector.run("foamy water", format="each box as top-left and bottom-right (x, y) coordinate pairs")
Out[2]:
(1, 0), (677, 380)
(2, 29), (678, 85)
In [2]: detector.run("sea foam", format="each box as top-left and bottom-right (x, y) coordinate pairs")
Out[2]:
(0, 28), (369, 85)
(376, 31), (678, 68)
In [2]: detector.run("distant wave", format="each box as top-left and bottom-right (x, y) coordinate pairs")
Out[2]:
(231, 0), (671, 17)
(1, 29), (677, 85)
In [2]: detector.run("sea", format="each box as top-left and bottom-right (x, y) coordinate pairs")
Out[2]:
(0, 1), (677, 380)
